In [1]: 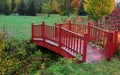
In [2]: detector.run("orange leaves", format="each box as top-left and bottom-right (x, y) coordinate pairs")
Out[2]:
(70, 0), (80, 12)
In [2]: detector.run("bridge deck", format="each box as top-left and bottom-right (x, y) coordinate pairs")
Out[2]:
(33, 38), (105, 63)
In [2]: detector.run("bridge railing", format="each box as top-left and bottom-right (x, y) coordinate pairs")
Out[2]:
(60, 26), (88, 62)
(31, 21), (118, 61)
(44, 25), (59, 44)
(31, 22), (89, 62)
(55, 21), (88, 36)
(31, 23), (42, 40)
(88, 22), (118, 60)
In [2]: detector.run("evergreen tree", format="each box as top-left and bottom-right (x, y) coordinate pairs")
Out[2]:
(3, 2), (11, 15)
(26, 0), (37, 16)
(11, 0), (16, 13)
(78, 0), (86, 16)
(37, 2), (42, 13)
(17, 0), (26, 15)
(0, 0), (6, 14)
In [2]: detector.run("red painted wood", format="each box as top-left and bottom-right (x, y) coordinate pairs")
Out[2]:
(58, 24), (62, 50)
(31, 23), (34, 41)
(68, 20), (71, 30)
(30, 21), (118, 62)
(113, 30), (118, 54)
(82, 34), (89, 62)
(88, 22), (91, 39)
(42, 21), (45, 45)
(106, 32), (113, 60)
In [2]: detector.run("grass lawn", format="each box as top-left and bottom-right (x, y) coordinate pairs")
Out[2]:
(35, 57), (120, 75)
(0, 14), (69, 39)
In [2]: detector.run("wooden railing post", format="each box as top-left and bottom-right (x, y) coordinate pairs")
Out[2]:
(42, 21), (45, 45)
(106, 32), (113, 60)
(88, 22), (91, 41)
(68, 20), (71, 30)
(58, 24), (62, 50)
(82, 34), (89, 62)
(113, 30), (118, 54)
(54, 23), (57, 38)
(31, 23), (34, 41)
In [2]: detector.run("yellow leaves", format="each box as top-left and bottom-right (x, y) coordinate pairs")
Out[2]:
(0, 32), (5, 51)
(0, 59), (14, 75)
(84, 0), (115, 20)
(70, 0), (80, 12)
(40, 62), (45, 70)
(110, 0), (115, 13)
(52, 0), (60, 13)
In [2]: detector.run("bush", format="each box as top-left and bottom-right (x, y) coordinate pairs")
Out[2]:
(17, 0), (26, 15)
(26, 0), (37, 16)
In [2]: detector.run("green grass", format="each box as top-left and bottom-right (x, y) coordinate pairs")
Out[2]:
(35, 58), (120, 75)
(0, 14), (69, 39)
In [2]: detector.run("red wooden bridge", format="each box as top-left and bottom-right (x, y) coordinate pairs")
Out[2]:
(30, 21), (118, 63)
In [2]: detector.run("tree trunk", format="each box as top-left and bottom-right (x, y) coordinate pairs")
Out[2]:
(48, 0), (52, 17)
(67, 0), (70, 17)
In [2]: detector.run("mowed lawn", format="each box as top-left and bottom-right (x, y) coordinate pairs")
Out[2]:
(0, 14), (67, 39)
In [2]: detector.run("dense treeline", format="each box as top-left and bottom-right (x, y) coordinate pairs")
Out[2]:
(0, 0), (86, 16)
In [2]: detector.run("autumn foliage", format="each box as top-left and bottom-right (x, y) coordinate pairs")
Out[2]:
(84, 0), (115, 20)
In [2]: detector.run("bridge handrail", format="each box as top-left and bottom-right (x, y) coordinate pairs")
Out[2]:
(90, 25), (109, 33)
(61, 27), (84, 38)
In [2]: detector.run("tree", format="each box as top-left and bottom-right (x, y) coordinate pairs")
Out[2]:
(48, 0), (52, 17)
(67, 0), (70, 17)
(84, 0), (115, 20)
(11, 0), (16, 13)
(0, 0), (6, 14)
(3, 2), (11, 15)
(42, 2), (50, 13)
(17, 0), (26, 15)
(51, 0), (60, 14)
(37, 2), (42, 13)
(42, 0), (59, 14)
(26, 0), (37, 16)
(70, 0), (80, 14)
(59, 0), (67, 16)
(78, 0), (86, 16)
